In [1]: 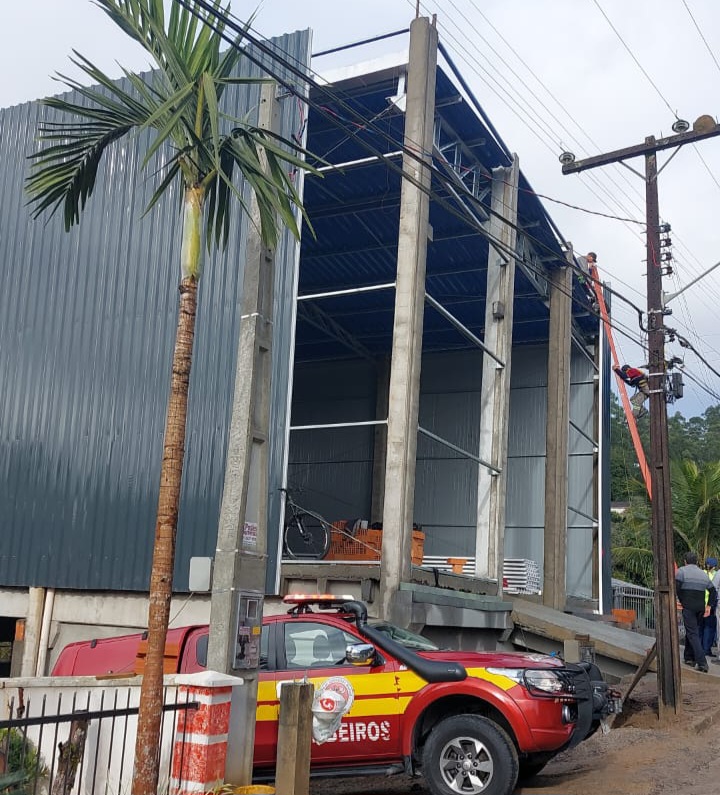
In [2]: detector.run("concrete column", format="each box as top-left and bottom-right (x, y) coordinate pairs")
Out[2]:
(379, 16), (438, 624)
(474, 160), (519, 590)
(20, 587), (45, 676)
(370, 356), (390, 524)
(543, 251), (573, 610)
(592, 339), (600, 605)
(207, 82), (278, 782)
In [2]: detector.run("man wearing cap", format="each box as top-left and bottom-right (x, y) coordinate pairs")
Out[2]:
(703, 556), (720, 656)
(676, 551), (717, 672)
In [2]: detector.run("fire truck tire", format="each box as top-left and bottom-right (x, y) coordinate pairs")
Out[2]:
(422, 714), (519, 795)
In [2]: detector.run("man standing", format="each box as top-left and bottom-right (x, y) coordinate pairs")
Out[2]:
(676, 551), (717, 672)
(704, 556), (720, 656)
(575, 251), (599, 309)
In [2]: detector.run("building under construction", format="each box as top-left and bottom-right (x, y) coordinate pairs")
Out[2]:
(0, 18), (610, 676)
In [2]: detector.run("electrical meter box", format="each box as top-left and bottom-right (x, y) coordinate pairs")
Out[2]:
(671, 371), (684, 399)
(232, 589), (263, 670)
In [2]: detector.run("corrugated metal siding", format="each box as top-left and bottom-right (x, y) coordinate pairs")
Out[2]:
(287, 336), (598, 596)
(287, 359), (377, 520)
(567, 346), (598, 598)
(0, 31), (311, 591)
(417, 350), (483, 554)
(504, 346), (547, 566)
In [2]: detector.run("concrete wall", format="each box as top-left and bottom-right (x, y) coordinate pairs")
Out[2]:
(0, 588), (293, 676)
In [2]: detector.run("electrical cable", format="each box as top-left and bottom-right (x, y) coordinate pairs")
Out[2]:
(430, 0), (720, 400)
(459, 0), (652, 213)
(591, 0), (678, 118)
(173, 1), (709, 382)
(681, 0), (720, 77)
(203, 5), (720, 410)
(417, 0), (650, 225)
(680, 367), (720, 404)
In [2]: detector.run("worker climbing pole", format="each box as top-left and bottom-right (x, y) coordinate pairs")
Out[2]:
(586, 260), (652, 498)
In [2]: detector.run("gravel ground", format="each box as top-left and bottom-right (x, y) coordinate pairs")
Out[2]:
(311, 673), (719, 795)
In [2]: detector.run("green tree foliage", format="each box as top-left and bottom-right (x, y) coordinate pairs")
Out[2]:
(670, 459), (720, 562)
(609, 498), (654, 588)
(25, 3), (319, 794)
(610, 395), (720, 584)
(610, 394), (720, 500)
(609, 393), (648, 501)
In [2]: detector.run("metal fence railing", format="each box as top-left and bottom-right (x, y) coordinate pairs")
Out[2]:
(611, 578), (655, 632)
(0, 686), (197, 795)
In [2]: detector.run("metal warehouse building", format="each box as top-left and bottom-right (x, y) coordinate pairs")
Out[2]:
(0, 18), (609, 676)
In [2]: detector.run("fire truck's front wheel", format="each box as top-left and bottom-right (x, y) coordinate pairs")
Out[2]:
(422, 714), (519, 795)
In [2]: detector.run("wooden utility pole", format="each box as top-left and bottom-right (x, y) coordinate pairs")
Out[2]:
(561, 117), (720, 718)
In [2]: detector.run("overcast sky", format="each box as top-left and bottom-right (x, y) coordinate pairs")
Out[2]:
(5, 0), (720, 418)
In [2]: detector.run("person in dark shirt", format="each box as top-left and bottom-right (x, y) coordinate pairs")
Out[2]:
(676, 551), (717, 672)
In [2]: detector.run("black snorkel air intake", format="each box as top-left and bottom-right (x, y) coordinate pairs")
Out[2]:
(342, 600), (466, 683)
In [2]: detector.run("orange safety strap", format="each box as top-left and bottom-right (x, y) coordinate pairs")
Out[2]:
(589, 264), (652, 498)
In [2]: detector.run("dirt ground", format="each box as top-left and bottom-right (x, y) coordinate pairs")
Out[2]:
(312, 673), (720, 795)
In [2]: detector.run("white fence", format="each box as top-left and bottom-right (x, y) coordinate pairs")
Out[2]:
(0, 676), (190, 795)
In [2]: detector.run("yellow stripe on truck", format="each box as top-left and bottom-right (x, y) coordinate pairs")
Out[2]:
(394, 666), (518, 711)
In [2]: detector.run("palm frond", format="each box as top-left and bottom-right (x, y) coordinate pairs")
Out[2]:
(27, 120), (132, 229)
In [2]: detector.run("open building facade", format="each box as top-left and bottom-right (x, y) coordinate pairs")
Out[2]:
(0, 20), (610, 676)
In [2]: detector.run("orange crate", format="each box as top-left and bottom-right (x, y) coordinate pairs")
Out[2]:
(326, 524), (382, 561)
(411, 530), (425, 565)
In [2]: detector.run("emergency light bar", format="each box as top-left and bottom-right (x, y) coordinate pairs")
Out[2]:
(283, 594), (355, 604)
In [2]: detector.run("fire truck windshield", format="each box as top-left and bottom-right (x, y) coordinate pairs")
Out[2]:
(368, 622), (439, 651)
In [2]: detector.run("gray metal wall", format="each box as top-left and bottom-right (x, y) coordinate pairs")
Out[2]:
(567, 344), (597, 598)
(289, 343), (599, 598)
(287, 359), (378, 522)
(0, 32), (311, 591)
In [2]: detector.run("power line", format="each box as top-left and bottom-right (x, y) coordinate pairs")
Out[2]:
(177, 0), (717, 402)
(681, 0), (720, 76)
(428, 0), (720, 364)
(416, 0), (651, 226)
(591, 0), (678, 118)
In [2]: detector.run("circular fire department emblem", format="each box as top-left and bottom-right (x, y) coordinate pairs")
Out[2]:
(317, 676), (355, 713)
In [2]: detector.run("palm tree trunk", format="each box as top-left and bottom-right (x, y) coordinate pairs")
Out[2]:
(132, 187), (202, 795)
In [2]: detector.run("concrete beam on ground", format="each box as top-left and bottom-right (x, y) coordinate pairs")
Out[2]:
(511, 598), (656, 679)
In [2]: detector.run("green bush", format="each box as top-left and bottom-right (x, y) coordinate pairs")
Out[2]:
(0, 729), (46, 780)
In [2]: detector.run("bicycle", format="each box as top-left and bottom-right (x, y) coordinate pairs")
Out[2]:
(281, 488), (334, 560)
(281, 488), (373, 561)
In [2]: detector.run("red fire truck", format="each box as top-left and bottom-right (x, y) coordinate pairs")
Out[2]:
(52, 595), (620, 795)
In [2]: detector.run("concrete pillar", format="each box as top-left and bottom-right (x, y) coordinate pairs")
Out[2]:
(379, 16), (438, 623)
(20, 587), (45, 676)
(474, 160), (519, 590)
(207, 83), (278, 781)
(543, 251), (573, 610)
(170, 671), (239, 795)
(592, 339), (601, 605)
(370, 357), (390, 524)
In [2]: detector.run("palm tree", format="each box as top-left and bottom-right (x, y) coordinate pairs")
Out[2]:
(671, 459), (720, 562)
(611, 497), (654, 587)
(25, 2), (315, 793)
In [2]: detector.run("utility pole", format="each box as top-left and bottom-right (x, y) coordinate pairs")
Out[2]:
(561, 116), (720, 719)
(207, 81), (279, 782)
